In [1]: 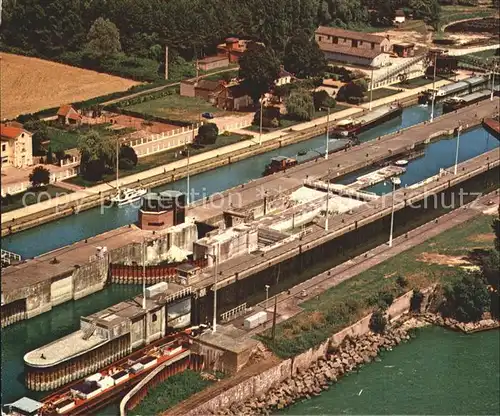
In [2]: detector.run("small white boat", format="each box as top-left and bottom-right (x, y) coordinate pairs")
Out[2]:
(110, 188), (147, 206)
(395, 159), (409, 167)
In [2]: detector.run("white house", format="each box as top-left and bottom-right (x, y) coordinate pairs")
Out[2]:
(275, 66), (294, 86)
(1, 124), (33, 169)
(394, 10), (406, 24)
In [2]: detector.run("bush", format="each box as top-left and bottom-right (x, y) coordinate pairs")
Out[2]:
(119, 158), (135, 170)
(313, 90), (336, 111)
(29, 166), (51, 188)
(396, 275), (408, 288)
(444, 271), (491, 322)
(270, 118), (280, 128)
(410, 289), (424, 313)
(347, 96), (363, 105)
(197, 123), (219, 145)
(369, 310), (387, 334)
(368, 290), (394, 310)
(285, 89), (315, 121)
(120, 145), (138, 166)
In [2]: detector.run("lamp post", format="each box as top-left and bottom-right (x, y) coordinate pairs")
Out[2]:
(324, 106), (331, 160)
(325, 170), (331, 232)
(369, 65), (374, 111)
(430, 92), (436, 123)
(186, 147), (190, 205)
(142, 238), (147, 310)
(265, 285), (270, 309)
(206, 245), (219, 333)
(388, 177), (401, 248)
(454, 123), (462, 175)
(259, 96), (264, 146)
(491, 63), (497, 101)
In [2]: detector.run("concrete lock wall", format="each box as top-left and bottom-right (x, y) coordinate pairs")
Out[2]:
(73, 257), (108, 300)
(50, 275), (74, 307)
(187, 290), (419, 415)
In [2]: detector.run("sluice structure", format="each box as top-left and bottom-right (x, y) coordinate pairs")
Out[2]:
(24, 283), (193, 391)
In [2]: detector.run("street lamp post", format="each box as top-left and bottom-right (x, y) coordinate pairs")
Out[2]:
(265, 285), (270, 309)
(491, 64), (497, 101)
(325, 171), (330, 232)
(186, 147), (190, 205)
(388, 177), (401, 248)
(142, 238), (147, 310)
(206, 245), (219, 333)
(324, 106), (331, 160)
(259, 96), (264, 146)
(369, 65), (374, 111)
(430, 92), (436, 123)
(454, 123), (462, 175)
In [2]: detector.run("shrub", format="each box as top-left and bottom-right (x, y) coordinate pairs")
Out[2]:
(396, 275), (408, 288)
(270, 118), (280, 128)
(197, 123), (219, 145)
(347, 96), (363, 105)
(410, 289), (424, 313)
(369, 310), (387, 334)
(368, 290), (394, 310)
(120, 145), (138, 166)
(119, 158), (135, 170)
(29, 166), (51, 188)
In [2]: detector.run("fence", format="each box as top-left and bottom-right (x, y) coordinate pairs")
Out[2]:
(372, 54), (426, 89)
(1, 167), (79, 197)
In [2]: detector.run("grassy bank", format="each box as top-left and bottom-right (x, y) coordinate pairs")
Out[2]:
(129, 370), (214, 416)
(259, 214), (495, 358)
(1, 185), (73, 213)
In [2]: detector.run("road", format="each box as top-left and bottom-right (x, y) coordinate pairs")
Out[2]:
(1, 78), (462, 233)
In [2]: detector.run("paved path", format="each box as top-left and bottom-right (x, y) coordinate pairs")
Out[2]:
(0, 77), (474, 227)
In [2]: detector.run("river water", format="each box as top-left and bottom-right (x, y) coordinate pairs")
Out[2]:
(2, 103), (499, 406)
(278, 326), (500, 415)
(2, 104), (444, 259)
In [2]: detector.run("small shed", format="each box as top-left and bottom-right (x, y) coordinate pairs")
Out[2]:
(394, 9), (406, 24)
(393, 42), (415, 58)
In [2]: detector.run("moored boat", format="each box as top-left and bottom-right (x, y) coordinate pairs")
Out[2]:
(263, 156), (298, 176)
(330, 103), (403, 138)
(442, 88), (497, 113)
(110, 188), (148, 206)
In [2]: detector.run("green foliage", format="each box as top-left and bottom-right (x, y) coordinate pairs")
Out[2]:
(337, 81), (367, 102)
(285, 89), (315, 121)
(78, 130), (115, 182)
(54, 149), (66, 162)
(85, 18), (122, 59)
(284, 32), (327, 79)
(129, 370), (214, 416)
(396, 275), (408, 288)
(313, 90), (336, 111)
(409, 0), (441, 29)
(410, 289), (424, 312)
(318, 0), (370, 28)
(197, 123), (219, 145)
(23, 120), (48, 156)
(46, 146), (54, 164)
(28, 166), (50, 188)
(444, 271), (491, 322)
(120, 145), (138, 166)
(239, 43), (280, 102)
(369, 310), (387, 333)
(368, 290), (395, 310)
(492, 217), (500, 253)
(478, 248), (499, 319)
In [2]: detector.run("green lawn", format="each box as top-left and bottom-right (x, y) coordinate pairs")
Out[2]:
(393, 76), (434, 90)
(368, 87), (401, 101)
(259, 214), (495, 358)
(244, 105), (350, 133)
(440, 6), (497, 29)
(129, 370), (215, 416)
(1, 185), (73, 213)
(65, 132), (249, 187)
(470, 49), (499, 60)
(47, 124), (132, 152)
(124, 94), (231, 124)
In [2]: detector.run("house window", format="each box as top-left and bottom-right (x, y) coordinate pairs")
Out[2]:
(352, 40), (358, 48)
(371, 43), (375, 50)
(318, 36), (322, 42)
(152, 314), (158, 322)
(360, 41), (363, 46)
(333, 36), (338, 44)
(1, 144), (5, 152)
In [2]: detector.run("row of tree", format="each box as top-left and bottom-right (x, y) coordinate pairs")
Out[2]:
(1, 0), (445, 78)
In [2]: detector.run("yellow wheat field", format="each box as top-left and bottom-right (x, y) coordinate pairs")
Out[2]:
(1, 53), (140, 120)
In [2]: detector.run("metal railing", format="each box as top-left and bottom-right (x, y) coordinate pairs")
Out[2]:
(1, 249), (21, 267)
(221, 302), (247, 322)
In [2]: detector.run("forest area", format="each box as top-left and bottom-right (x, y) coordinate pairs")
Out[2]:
(0, 0), (490, 82)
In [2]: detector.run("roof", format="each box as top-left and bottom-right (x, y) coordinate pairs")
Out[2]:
(1, 124), (29, 140)
(68, 112), (82, 120)
(395, 9), (405, 16)
(227, 83), (250, 98)
(278, 67), (293, 78)
(315, 26), (387, 44)
(8, 397), (44, 414)
(199, 55), (228, 64)
(393, 42), (415, 48)
(196, 79), (223, 91)
(57, 104), (76, 117)
(317, 42), (384, 59)
(225, 37), (239, 42)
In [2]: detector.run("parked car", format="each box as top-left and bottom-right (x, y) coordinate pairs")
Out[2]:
(202, 112), (215, 119)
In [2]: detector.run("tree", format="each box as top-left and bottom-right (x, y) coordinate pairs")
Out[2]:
(410, 289), (424, 312)
(284, 32), (327, 79)
(120, 144), (138, 167)
(369, 310), (387, 333)
(85, 18), (122, 58)
(197, 123), (219, 145)
(336, 80), (367, 102)
(408, 0), (441, 30)
(24, 120), (48, 156)
(285, 89), (315, 121)
(313, 90), (336, 111)
(239, 43), (280, 102)
(444, 271), (491, 322)
(492, 217), (500, 252)
(46, 146), (54, 164)
(29, 166), (50, 188)
(55, 149), (66, 162)
(78, 130), (115, 181)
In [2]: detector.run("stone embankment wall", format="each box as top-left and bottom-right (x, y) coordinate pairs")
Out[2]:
(184, 290), (417, 416)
